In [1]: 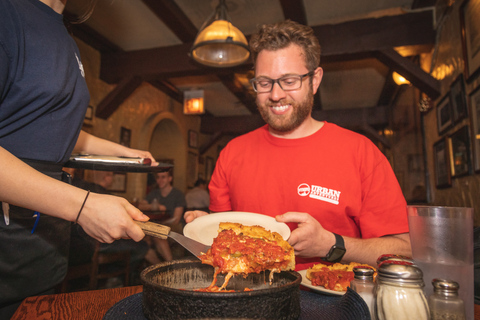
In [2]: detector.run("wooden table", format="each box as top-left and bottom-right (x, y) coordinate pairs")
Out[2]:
(11, 285), (480, 320)
(11, 286), (143, 320)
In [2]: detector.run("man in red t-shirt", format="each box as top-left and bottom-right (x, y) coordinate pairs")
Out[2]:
(185, 20), (410, 269)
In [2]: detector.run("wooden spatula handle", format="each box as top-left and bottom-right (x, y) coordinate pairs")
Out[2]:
(135, 221), (170, 239)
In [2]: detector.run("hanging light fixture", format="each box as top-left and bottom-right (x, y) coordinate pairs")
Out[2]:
(190, 0), (250, 68)
(183, 89), (205, 115)
(392, 72), (411, 86)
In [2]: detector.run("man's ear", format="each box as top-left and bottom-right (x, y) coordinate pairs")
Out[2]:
(312, 67), (323, 95)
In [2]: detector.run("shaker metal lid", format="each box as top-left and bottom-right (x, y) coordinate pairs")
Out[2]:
(377, 260), (424, 283)
(376, 254), (413, 266)
(432, 278), (460, 292)
(353, 266), (375, 276)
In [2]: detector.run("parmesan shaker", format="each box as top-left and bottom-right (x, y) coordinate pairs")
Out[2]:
(429, 279), (466, 320)
(374, 260), (430, 320)
(350, 266), (376, 320)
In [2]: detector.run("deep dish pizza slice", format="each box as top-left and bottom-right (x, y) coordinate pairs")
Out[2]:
(306, 262), (376, 292)
(200, 222), (295, 291)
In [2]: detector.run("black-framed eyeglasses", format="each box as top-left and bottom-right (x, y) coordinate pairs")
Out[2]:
(250, 71), (314, 93)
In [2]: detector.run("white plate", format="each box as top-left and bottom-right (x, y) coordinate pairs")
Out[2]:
(298, 270), (345, 296)
(183, 211), (291, 246)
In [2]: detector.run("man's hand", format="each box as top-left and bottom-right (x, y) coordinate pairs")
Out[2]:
(275, 211), (334, 258)
(184, 210), (209, 223)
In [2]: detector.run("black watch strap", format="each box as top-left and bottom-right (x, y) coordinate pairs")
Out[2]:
(324, 233), (346, 263)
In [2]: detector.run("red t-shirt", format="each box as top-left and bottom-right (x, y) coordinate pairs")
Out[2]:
(209, 122), (408, 270)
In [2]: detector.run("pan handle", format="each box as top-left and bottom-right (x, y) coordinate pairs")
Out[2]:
(135, 221), (170, 239)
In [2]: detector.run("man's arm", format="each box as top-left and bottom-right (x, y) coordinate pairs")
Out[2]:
(162, 206), (185, 226)
(276, 211), (411, 267)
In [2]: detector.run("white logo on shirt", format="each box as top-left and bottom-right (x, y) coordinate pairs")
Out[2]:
(297, 183), (310, 196)
(297, 183), (341, 205)
(75, 53), (85, 78)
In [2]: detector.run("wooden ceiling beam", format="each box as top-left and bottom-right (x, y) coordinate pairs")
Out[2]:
(377, 69), (399, 107)
(100, 11), (435, 84)
(141, 0), (197, 43)
(216, 74), (257, 114)
(95, 76), (143, 119)
(148, 80), (184, 103)
(279, 0), (307, 25)
(64, 12), (121, 53)
(411, 0), (436, 9)
(374, 47), (441, 99)
(312, 10), (434, 56)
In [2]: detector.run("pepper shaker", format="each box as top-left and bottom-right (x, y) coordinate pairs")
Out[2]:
(429, 279), (466, 320)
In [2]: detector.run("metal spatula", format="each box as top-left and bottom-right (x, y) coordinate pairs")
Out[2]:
(135, 221), (210, 258)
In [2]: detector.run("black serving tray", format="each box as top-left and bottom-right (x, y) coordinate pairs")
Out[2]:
(64, 155), (173, 173)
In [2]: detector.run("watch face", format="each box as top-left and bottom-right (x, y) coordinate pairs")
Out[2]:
(326, 245), (346, 262)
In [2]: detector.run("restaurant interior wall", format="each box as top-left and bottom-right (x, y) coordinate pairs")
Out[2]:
(421, 0), (480, 226)
(385, 85), (427, 205)
(75, 37), (201, 201)
(72, 1), (480, 227)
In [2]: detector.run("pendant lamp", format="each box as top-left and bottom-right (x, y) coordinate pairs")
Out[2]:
(190, 0), (250, 68)
(392, 72), (410, 86)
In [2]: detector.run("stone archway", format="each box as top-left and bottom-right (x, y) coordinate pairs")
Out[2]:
(128, 112), (187, 200)
(148, 118), (187, 192)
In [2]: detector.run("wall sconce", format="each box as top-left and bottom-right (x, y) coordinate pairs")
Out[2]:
(190, 0), (250, 68)
(392, 72), (411, 86)
(183, 90), (205, 115)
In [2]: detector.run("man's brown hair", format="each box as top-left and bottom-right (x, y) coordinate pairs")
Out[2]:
(249, 20), (321, 72)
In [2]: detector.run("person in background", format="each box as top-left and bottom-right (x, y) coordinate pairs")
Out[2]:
(139, 170), (186, 261)
(185, 178), (210, 212)
(0, 0), (153, 317)
(185, 20), (411, 269)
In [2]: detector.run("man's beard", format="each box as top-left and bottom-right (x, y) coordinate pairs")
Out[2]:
(257, 87), (314, 133)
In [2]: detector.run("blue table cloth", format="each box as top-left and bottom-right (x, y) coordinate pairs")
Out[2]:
(103, 288), (371, 320)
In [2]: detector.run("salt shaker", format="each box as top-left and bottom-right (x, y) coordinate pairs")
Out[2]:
(350, 266), (376, 320)
(151, 198), (159, 211)
(374, 260), (430, 320)
(429, 279), (466, 320)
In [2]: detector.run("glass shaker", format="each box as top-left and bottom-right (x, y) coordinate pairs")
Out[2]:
(375, 260), (430, 320)
(350, 266), (376, 320)
(429, 279), (466, 320)
(151, 198), (159, 211)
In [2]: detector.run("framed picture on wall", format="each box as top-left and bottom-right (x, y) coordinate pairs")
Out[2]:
(448, 125), (472, 178)
(187, 151), (197, 187)
(120, 127), (131, 147)
(460, 0), (480, 82)
(433, 138), (452, 188)
(188, 130), (198, 149)
(205, 156), (214, 181)
(85, 105), (93, 120)
(469, 84), (480, 172)
(436, 93), (453, 135)
(449, 75), (468, 123)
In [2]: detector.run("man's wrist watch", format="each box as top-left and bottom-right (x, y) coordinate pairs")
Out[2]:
(324, 233), (346, 263)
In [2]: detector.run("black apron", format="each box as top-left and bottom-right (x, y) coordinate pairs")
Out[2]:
(0, 159), (71, 317)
